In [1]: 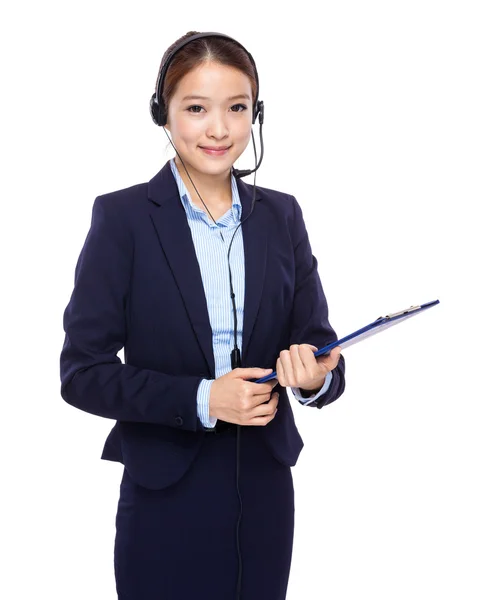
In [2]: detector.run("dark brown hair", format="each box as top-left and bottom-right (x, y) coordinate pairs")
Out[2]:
(155, 31), (258, 122)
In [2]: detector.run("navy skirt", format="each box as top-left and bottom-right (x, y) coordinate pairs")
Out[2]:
(114, 425), (295, 600)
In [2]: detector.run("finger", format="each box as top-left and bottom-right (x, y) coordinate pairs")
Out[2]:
(279, 348), (296, 387)
(247, 408), (277, 426)
(295, 343), (324, 382)
(333, 347), (342, 365)
(303, 343), (319, 352)
(297, 343), (322, 375)
(276, 356), (285, 387)
(321, 347), (342, 368)
(239, 367), (274, 378)
(250, 392), (279, 418)
(290, 344), (308, 385)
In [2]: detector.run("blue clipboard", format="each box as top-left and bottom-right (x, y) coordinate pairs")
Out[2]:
(253, 299), (440, 384)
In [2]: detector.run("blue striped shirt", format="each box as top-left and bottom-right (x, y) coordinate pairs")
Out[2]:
(170, 158), (332, 427)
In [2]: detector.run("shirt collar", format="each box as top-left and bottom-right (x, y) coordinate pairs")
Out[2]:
(169, 158), (242, 226)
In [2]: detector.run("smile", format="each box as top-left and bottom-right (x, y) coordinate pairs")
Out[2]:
(199, 146), (231, 156)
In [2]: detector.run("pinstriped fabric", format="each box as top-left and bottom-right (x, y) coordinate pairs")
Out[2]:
(170, 158), (244, 427)
(169, 158), (331, 427)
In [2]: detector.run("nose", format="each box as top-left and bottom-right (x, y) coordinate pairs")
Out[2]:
(206, 110), (230, 140)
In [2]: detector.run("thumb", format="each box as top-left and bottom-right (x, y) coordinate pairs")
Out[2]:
(238, 367), (274, 378)
(304, 344), (319, 352)
(318, 346), (341, 366)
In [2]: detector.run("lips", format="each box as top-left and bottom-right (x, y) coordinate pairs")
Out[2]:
(199, 146), (231, 151)
(199, 145), (231, 156)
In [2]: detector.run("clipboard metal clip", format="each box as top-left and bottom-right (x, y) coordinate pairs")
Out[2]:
(376, 304), (421, 321)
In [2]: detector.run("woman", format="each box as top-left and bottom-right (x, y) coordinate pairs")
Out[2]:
(60, 30), (346, 600)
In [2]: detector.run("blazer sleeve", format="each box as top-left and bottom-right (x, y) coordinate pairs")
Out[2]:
(287, 194), (346, 409)
(60, 195), (205, 432)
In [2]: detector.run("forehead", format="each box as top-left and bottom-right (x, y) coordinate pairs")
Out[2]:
(174, 62), (252, 100)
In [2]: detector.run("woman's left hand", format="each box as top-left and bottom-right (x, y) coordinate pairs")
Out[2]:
(275, 344), (342, 393)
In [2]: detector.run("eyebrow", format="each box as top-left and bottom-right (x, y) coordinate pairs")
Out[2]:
(181, 93), (251, 102)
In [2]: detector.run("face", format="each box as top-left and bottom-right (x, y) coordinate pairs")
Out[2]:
(164, 61), (253, 180)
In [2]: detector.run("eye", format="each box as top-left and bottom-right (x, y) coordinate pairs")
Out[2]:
(231, 103), (248, 112)
(187, 105), (204, 113)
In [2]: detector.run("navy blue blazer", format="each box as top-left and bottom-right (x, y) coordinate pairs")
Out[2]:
(60, 159), (346, 490)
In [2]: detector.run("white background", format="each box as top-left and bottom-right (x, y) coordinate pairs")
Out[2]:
(2, 1), (499, 598)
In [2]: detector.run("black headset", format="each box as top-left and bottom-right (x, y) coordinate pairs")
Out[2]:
(150, 31), (264, 126)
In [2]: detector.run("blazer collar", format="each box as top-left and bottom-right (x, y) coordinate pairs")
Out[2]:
(147, 159), (267, 377)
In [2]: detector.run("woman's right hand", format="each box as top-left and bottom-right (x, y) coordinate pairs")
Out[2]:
(208, 368), (279, 426)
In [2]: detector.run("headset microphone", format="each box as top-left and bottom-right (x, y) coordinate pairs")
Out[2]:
(231, 101), (264, 179)
(150, 32), (266, 600)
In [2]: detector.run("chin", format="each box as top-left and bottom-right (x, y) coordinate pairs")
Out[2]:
(197, 150), (238, 170)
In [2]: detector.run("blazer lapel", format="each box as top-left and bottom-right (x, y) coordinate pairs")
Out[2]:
(238, 173), (268, 367)
(147, 159), (268, 377)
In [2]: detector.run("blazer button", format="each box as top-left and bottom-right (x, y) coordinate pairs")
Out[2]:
(174, 416), (183, 426)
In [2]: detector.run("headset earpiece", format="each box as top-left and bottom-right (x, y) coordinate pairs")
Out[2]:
(254, 100), (264, 125)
